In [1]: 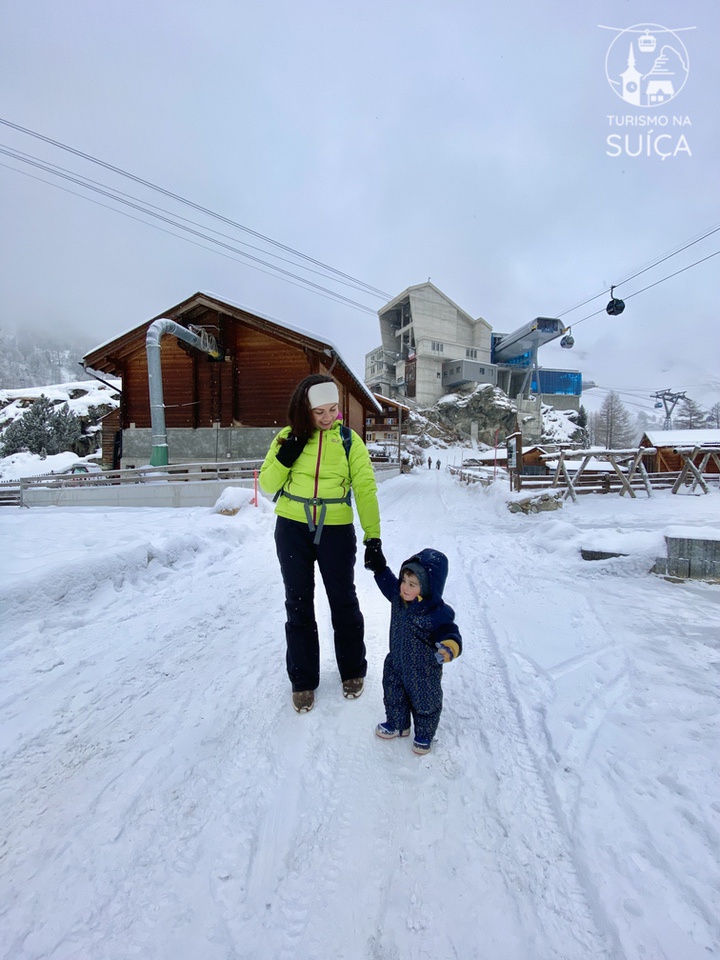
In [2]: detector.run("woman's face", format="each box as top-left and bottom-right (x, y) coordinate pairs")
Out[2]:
(311, 402), (339, 431)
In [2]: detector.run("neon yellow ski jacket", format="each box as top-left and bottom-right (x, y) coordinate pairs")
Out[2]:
(259, 421), (381, 541)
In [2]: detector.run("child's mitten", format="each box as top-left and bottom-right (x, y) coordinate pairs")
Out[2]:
(435, 641), (456, 664)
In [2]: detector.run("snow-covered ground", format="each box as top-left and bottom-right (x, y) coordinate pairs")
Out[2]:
(0, 450), (103, 481)
(2, 465), (719, 960)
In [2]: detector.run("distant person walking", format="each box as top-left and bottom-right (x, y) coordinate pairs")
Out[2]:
(436, 459), (441, 470)
(259, 374), (386, 715)
(427, 456), (432, 469)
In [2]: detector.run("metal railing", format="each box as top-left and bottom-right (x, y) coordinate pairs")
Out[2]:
(13, 457), (400, 507)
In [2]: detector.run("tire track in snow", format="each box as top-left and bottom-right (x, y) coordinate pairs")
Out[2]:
(425, 471), (614, 958)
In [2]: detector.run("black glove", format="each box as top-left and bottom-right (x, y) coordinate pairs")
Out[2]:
(276, 434), (307, 467)
(364, 538), (387, 573)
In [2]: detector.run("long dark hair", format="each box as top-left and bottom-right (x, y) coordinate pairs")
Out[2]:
(287, 374), (336, 440)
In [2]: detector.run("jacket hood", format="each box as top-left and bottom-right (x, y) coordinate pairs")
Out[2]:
(400, 548), (448, 602)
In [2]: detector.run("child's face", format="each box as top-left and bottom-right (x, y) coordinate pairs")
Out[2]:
(400, 571), (422, 602)
(312, 402), (339, 431)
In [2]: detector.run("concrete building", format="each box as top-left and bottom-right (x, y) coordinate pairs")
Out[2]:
(365, 282), (581, 421)
(365, 283), (493, 408)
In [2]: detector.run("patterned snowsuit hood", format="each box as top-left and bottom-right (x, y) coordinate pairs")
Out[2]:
(400, 548), (448, 604)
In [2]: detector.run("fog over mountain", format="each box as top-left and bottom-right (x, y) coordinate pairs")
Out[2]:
(0, 326), (90, 389)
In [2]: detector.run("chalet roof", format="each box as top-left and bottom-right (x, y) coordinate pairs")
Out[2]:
(83, 291), (381, 411)
(372, 393), (412, 413)
(473, 444), (548, 462)
(643, 429), (720, 447)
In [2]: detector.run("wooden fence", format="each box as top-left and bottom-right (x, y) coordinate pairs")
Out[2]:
(449, 445), (719, 500)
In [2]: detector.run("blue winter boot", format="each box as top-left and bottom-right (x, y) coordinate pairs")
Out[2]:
(375, 722), (411, 740)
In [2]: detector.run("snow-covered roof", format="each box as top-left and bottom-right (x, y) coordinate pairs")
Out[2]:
(372, 393), (412, 412)
(0, 379), (121, 427)
(472, 445), (548, 463)
(643, 429), (720, 447)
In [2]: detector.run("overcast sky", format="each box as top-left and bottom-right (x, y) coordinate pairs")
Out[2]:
(1, 0), (718, 413)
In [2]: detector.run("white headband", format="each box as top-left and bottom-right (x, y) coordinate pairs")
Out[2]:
(307, 381), (339, 408)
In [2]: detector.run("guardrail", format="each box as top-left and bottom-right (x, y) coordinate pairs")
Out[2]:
(0, 481), (21, 506)
(19, 459), (264, 495)
(447, 465), (502, 487)
(11, 458), (401, 508)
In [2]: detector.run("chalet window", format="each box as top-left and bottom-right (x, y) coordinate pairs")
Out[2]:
(431, 341), (444, 353)
(466, 348), (477, 359)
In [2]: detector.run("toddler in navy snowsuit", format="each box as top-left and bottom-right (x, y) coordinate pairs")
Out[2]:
(368, 548), (462, 755)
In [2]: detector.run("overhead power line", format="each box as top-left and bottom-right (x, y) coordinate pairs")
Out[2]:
(0, 146), (381, 315)
(3, 146), (383, 298)
(0, 159), (382, 315)
(1, 117), (717, 329)
(0, 116), (392, 301)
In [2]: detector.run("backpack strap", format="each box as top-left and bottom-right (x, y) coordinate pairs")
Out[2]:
(340, 424), (352, 480)
(340, 423), (352, 457)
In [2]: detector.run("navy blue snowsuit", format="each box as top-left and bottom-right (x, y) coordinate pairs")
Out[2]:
(374, 548), (462, 742)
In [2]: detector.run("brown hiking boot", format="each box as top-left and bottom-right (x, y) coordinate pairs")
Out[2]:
(292, 690), (315, 713)
(342, 677), (364, 699)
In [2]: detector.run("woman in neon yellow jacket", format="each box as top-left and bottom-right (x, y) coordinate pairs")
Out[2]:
(259, 374), (386, 714)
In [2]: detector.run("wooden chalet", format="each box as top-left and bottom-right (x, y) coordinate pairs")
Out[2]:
(640, 430), (720, 473)
(366, 394), (412, 445)
(83, 292), (381, 468)
(470, 444), (550, 472)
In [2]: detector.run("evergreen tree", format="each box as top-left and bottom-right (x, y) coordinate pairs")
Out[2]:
(569, 404), (590, 447)
(592, 391), (635, 449)
(0, 395), (81, 456)
(674, 398), (706, 429)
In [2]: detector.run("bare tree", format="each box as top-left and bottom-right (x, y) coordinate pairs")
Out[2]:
(704, 401), (720, 429)
(591, 391), (635, 448)
(674, 398), (706, 429)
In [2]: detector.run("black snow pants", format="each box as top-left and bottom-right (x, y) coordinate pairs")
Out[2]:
(274, 516), (367, 692)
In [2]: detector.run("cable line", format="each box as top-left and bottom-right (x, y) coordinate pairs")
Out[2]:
(0, 160), (379, 315)
(556, 221), (720, 319)
(1, 144), (383, 299)
(567, 249), (720, 328)
(0, 147), (379, 315)
(0, 117), (391, 299)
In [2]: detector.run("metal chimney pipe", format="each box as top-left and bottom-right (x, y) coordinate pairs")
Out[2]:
(145, 318), (222, 466)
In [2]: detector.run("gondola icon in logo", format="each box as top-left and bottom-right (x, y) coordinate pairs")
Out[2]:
(603, 23), (690, 107)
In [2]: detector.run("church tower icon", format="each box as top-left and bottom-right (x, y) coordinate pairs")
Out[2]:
(620, 42), (642, 104)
